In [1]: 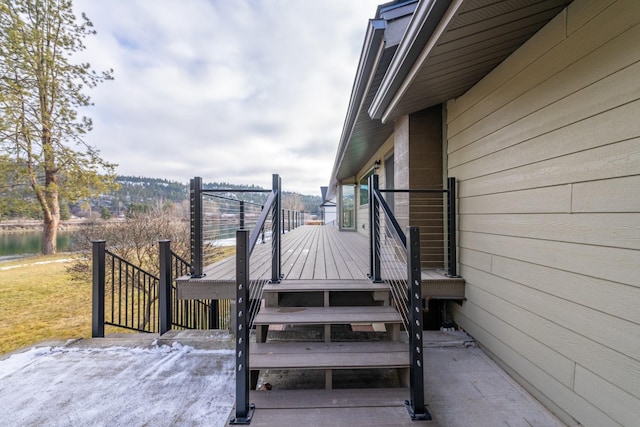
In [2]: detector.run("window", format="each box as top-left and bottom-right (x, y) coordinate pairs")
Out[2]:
(359, 170), (374, 206)
(341, 185), (355, 229)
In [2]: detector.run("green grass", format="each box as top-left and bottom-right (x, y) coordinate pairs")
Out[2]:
(0, 255), (93, 355)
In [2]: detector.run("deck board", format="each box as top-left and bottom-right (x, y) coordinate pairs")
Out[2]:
(253, 306), (403, 326)
(176, 225), (465, 300)
(250, 341), (409, 370)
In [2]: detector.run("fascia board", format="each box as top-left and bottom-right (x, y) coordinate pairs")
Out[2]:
(368, 0), (454, 121)
(327, 19), (385, 200)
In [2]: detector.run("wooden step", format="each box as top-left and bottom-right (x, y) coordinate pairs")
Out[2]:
(263, 279), (389, 293)
(240, 388), (437, 426)
(250, 341), (408, 370)
(254, 306), (403, 343)
(264, 279), (390, 307)
(250, 341), (409, 389)
(254, 306), (402, 326)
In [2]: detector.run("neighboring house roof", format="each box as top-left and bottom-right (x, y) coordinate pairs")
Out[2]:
(328, 0), (573, 198)
(320, 186), (337, 207)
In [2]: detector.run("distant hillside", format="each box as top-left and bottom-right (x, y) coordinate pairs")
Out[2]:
(1, 175), (323, 221)
(106, 176), (322, 216)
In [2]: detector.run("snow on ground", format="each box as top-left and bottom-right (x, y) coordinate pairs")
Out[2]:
(0, 258), (74, 270)
(0, 343), (235, 426)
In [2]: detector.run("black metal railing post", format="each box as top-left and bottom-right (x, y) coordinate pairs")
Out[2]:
(271, 174), (281, 283)
(260, 205), (266, 244)
(369, 175), (382, 282)
(406, 226), (431, 421)
(190, 177), (204, 277)
(368, 177), (374, 278)
(159, 240), (172, 335)
(92, 240), (106, 338)
(240, 201), (245, 229)
(447, 177), (457, 277)
(231, 229), (255, 425)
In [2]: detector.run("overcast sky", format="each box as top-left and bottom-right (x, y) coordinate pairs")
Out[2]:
(72, 0), (382, 196)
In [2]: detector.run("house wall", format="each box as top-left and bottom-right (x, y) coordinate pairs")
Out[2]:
(446, 1), (640, 425)
(395, 106), (445, 268)
(322, 206), (336, 225)
(355, 135), (394, 237)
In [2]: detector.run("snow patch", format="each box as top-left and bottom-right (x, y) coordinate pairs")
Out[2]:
(0, 343), (235, 426)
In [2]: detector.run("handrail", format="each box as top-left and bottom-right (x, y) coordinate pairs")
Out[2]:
(374, 187), (406, 247)
(232, 174), (281, 425)
(367, 173), (433, 421)
(248, 190), (276, 254)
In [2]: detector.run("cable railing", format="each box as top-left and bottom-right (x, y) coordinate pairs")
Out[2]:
(231, 174), (282, 425)
(366, 173), (459, 421)
(168, 249), (230, 330)
(370, 176), (457, 277)
(190, 176), (303, 278)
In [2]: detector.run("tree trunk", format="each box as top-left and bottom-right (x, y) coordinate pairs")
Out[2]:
(42, 214), (59, 255)
(41, 166), (61, 255)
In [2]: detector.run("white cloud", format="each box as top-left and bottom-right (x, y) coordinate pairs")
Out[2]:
(72, 0), (381, 195)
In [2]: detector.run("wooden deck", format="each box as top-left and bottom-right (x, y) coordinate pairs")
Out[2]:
(176, 225), (464, 300)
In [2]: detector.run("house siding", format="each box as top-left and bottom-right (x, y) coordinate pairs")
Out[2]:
(446, 0), (640, 425)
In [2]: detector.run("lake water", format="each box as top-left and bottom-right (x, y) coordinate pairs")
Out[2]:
(0, 231), (75, 261)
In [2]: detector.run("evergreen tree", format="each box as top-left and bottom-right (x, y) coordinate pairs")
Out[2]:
(0, 0), (116, 254)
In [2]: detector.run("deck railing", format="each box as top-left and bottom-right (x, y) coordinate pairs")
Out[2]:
(92, 241), (159, 335)
(231, 174), (284, 425)
(368, 173), (458, 421)
(369, 175), (457, 278)
(189, 176), (303, 278)
(92, 240), (226, 337)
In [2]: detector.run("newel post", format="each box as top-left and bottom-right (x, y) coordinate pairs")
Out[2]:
(159, 240), (172, 335)
(190, 177), (204, 277)
(369, 174), (381, 282)
(92, 240), (106, 338)
(271, 174), (281, 283)
(231, 229), (255, 424)
(406, 226), (431, 420)
(447, 177), (457, 277)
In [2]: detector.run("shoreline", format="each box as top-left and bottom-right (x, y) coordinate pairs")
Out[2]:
(0, 219), (96, 233)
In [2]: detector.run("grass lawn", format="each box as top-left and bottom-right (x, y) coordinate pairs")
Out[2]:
(0, 255), (93, 355)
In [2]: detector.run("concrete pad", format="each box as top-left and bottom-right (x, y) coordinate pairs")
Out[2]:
(0, 330), (564, 427)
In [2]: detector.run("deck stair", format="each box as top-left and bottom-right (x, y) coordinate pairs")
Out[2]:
(250, 279), (409, 390)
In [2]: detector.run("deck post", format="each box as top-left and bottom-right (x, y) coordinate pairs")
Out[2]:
(209, 300), (219, 329)
(261, 205), (266, 244)
(271, 174), (281, 283)
(190, 177), (204, 277)
(447, 177), (457, 277)
(91, 240), (106, 338)
(240, 201), (245, 229)
(159, 240), (172, 335)
(231, 229), (255, 424)
(406, 227), (431, 420)
(369, 174), (381, 282)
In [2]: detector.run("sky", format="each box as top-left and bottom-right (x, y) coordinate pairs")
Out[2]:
(71, 0), (384, 196)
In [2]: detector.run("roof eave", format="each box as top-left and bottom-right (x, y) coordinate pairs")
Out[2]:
(368, 0), (455, 122)
(327, 19), (386, 200)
